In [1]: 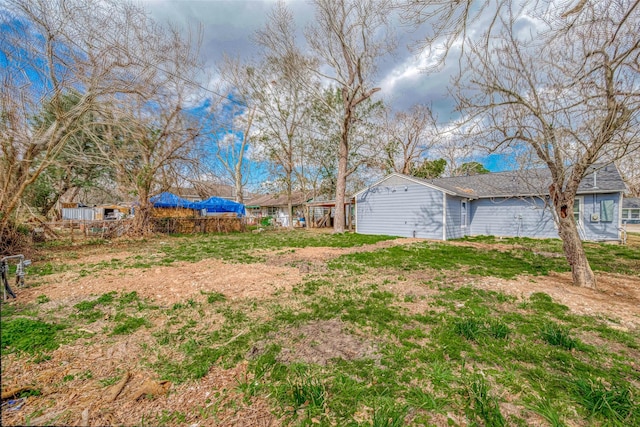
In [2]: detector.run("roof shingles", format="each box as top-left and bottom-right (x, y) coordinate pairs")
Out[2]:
(416, 163), (626, 198)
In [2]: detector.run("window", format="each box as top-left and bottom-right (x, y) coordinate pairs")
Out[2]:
(267, 207), (278, 216)
(622, 209), (629, 219)
(600, 200), (614, 222)
(573, 197), (583, 223)
(461, 200), (467, 227)
(632, 209), (640, 220)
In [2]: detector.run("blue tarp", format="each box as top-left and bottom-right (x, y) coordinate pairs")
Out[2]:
(192, 196), (246, 217)
(149, 192), (195, 209)
(149, 192), (245, 217)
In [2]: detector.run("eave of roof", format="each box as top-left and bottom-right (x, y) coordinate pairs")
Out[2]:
(353, 173), (461, 197)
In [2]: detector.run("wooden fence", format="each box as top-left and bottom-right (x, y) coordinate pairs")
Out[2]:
(34, 216), (243, 242)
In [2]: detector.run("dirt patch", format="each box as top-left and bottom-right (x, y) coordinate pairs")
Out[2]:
(249, 318), (380, 366)
(474, 272), (640, 329)
(20, 258), (302, 306)
(2, 352), (279, 427)
(259, 237), (423, 268)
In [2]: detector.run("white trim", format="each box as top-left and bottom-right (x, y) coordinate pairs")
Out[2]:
(442, 192), (447, 240)
(618, 193), (624, 240)
(354, 199), (358, 233)
(353, 173), (458, 197)
(461, 199), (468, 228)
(574, 196), (584, 225)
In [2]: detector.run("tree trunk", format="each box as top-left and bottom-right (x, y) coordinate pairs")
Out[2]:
(287, 172), (294, 230)
(132, 184), (153, 236)
(556, 208), (597, 289)
(234, 171), (244, 204)
(333, 134), (348, 234)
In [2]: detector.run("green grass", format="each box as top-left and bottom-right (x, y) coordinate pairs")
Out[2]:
(1, 317), (65, 355)
(7, 230), (640, 426)
(329, 242), (570, 278)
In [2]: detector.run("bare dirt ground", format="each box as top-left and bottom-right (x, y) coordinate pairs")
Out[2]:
(2, 236), (639, 426)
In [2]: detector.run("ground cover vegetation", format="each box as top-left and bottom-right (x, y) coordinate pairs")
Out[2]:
(1, 230), (638, 426)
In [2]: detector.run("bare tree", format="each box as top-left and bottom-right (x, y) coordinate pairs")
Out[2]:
(200, 57), (256, 204)
(0, 0), (203, 238)
(251, 1), (318, 229)
(306, 0), (396, 233)
(617, 154), (640, 197)
(454, 0), (640, 287)
(384, 104), (439, 174)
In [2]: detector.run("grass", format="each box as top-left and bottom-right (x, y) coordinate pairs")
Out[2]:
(328, 242), (570, 278)
(3, 230), (639, 426)
(1, 317), (65, 355)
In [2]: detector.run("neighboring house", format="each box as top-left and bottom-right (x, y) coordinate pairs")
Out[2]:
(246, 192), (309, 227)
(622, 198), (640, 224)
(355, 164), (627, 241)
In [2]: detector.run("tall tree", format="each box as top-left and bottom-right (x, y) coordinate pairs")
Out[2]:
(0, 0), (203, 238)
(412, 158), (446, 179)
(384, 105), (439, 174)
(24, 91), (112, 218)
(454, 0), (640, 287)
(252, 1), (318, 229)
(200, 56), (259, 205)
(453, 161), (490, 177)
(306, 0), (395, 233)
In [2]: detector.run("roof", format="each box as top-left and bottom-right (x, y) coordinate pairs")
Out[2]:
(623, 198), (640, 209)
(419, 163), (626, 198)
(246, 192), (309, 208)
(306, 197), (355, 207)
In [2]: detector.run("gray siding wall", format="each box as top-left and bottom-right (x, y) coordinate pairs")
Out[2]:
(469, 197), (558, 238)
(445, 195), (466, 240)
(468, 193), (621, 241)
(579, 193), (621, 241)
(356, 180), (444, 239)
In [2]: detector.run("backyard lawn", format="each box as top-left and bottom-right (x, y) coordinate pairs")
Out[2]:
(1, 230), (639, 426)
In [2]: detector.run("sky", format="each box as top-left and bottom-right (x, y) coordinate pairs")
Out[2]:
(139, 0), (519, 178)
(141, 0), (460, 121)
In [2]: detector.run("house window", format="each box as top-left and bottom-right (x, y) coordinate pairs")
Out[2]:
(622, 209), (629, 219)
(267, 207), (278, 216)
(600, 200), (614, 222)
(461, 200), (467, 227)
(573, 197), (583, 223)
(632, 209), (640, 220)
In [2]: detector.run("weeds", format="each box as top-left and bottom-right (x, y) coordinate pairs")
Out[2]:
(540, 322), (579, 350)
(573, 379), (638, 425)
(466, 374), (506, 427)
